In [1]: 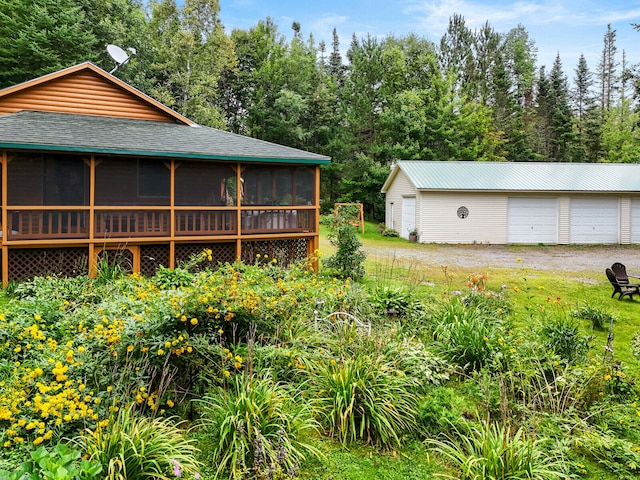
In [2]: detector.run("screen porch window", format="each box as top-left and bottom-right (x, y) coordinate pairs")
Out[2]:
(138, 159), (170, 198)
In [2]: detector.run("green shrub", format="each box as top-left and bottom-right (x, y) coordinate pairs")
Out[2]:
(369, 285), (414, 318)
(572, 302), (615, 331)
(197, 373), (320, 479)
(309, 354), (419, 449)
(540, 314), (591, 363)
(502, 355), (603, 414)
(428, 419), (570, 479)
(0, 443), (102, 480)
(382, 228), (399, 237)
(323, 212), (366, 280)
(416, 387), (468, 437)
(382, 337), (451, 387)
(432, 300), (503, 372)
(78, 406), (201, 480)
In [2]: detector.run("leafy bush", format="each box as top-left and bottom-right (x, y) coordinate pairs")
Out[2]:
(382, 228), (399, 237)
(323, 212), (366, 280)
(416, 387), (468, 437)
(381, 337), (451, 387)
(539, 314), (591, 363)
(0, 443), (102, 480)
(78, 405), (201, 480)
(369, 285), (415, 318)
(428, 419), (570, 479)
(197, 373), (319, 479)
(432, 300), (504, 372)
(502, 355), (603, 414)
(309, 354), (419, 449)
(572, 301), (615, 331)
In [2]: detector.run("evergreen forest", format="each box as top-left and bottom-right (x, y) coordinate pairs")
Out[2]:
(1, 0), (640, 220)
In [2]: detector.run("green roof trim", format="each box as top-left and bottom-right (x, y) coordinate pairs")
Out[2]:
(383, 160), (640, 193)
(0, 142), (329, 164)
(0, 111), (331, 165)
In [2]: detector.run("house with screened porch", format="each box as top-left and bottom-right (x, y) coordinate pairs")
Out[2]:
(0, 62), (330, 285)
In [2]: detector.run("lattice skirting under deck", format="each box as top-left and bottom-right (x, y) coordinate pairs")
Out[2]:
(4, 238), (313, 282)
(7, 247), (89, 281)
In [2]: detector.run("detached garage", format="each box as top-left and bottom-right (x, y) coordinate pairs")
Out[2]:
(381, 161), (640, 245)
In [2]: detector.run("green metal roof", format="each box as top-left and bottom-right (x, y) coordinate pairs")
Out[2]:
(382, 160), (640, 193)
(0, 111), (331, 165)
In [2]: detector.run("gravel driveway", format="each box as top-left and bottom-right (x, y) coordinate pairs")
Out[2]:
(364, 243), (640, 275)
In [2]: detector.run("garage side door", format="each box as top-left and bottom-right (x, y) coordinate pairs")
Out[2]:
(401, 197), (416, 239)
(570, 198), (619, 244)
(508, 197), (558, 244)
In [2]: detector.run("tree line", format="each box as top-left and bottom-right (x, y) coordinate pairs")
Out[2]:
(1, 0), (639, 220)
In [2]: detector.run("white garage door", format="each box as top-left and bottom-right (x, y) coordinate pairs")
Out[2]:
(570, 198), (619, 244)
(508, 197), (558, 244)
(401, 197), (416, 239)
(631, 198), (640, 243)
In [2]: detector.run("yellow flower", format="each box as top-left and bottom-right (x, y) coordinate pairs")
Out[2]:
(516, 257), (521, 262)
(190, 318), (198, 325)
(127, 345), (134, 353)
(223, 370), (231, 377)
(166, 399), (174, 408)
(157, 349), (165, 356)
(604, 374), (612, 381)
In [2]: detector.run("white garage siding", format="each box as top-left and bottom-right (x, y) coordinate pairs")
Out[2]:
(384, 169), (416, 233)
(418, 192), (507, 244)
(507, 197), (558, 244)
(569, 198), (619, 244)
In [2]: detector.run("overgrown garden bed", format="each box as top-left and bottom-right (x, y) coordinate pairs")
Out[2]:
(1, 232), (640, 479)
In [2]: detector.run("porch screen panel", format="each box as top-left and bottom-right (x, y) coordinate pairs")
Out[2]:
(7, 153), (88, 206)
(242, 165), (315, 206)
(7, 153), (43, 205)
(95, 158), (170, 206)
(175, 162), (236, 206)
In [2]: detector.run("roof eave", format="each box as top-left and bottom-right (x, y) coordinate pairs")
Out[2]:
(415, 188), (638, 194)
(0, 142), (331, 165)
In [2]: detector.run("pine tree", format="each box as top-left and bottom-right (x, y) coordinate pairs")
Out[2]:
(548, 54), (573, 161)
(571, 54), (601, 162)
(0, 0), (97, 88)
(598, 24), (618, 112)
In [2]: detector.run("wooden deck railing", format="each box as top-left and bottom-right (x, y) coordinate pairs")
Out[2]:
(241, 209), (313, 234)
(95, 210), (170, 238)
(2, 208), (315, 242)
(6, 210), (88, 240)
(175, 210), (237, 236)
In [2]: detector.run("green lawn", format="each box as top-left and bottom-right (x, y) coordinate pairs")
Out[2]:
(321, 221), (640, 372)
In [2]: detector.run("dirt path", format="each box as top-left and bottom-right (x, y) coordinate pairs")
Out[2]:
(363, 243), (640, 275)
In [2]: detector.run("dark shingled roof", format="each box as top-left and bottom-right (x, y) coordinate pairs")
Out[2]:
(0, 111), (330, 164)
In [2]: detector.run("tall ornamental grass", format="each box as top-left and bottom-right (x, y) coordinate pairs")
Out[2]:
(428, 419), (570, 479)
(197, 373), (320, 479)
(309, 353), (419, 449)
(77, 405), (201, 480)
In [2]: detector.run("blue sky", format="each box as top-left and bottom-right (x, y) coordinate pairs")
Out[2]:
(218, 0), (640, 75)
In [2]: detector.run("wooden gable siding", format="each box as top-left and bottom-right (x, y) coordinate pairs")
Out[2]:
(0, 70), (175, 122)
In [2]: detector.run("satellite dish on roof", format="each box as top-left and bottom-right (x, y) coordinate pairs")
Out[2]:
(107, 44), (136, 74)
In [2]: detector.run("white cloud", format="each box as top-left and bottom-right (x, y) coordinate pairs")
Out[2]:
(309, 14), (350, 39)
(402, 0), (640, 34)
